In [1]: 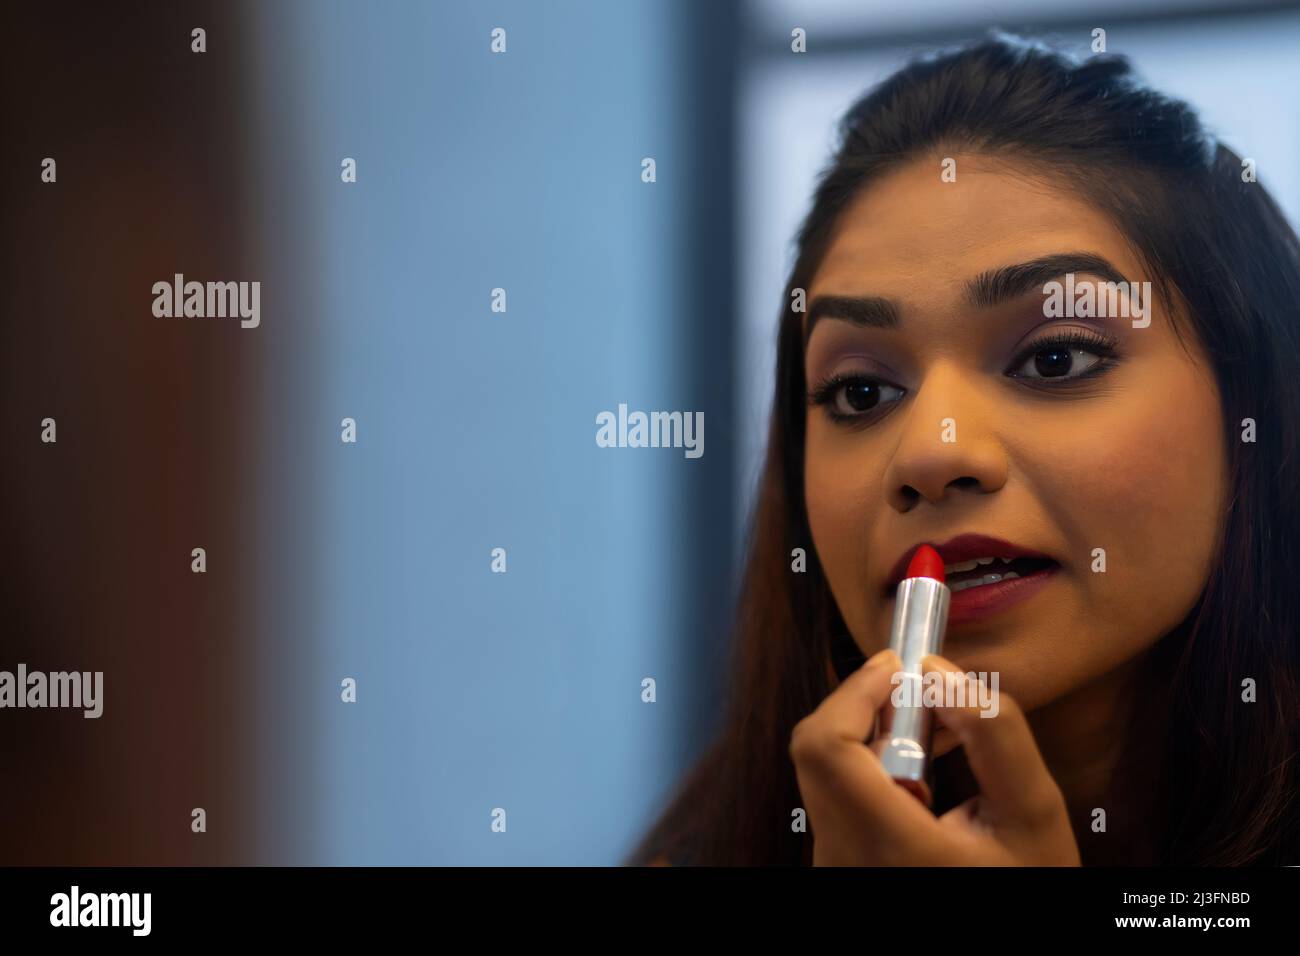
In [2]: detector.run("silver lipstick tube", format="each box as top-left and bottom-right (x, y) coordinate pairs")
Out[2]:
(868, 575), (950, 807)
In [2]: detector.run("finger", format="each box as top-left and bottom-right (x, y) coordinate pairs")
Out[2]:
(920, 654), (1064, 826)
(806, 647), (901, 748)
(789, 649), (935, 832)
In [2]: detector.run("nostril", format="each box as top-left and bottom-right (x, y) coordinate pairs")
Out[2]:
(895, 486), (922, 511)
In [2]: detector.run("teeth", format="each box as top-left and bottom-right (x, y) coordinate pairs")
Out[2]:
(950, 570), (1020, 593)
(944, 556), (1009, 574)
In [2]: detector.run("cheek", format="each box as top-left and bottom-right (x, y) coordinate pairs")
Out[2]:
(1024, 365), (1225, 674)
(804, 425), (881, 637)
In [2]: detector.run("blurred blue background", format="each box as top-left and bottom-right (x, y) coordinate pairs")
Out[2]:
(244, 0), (1300, 863)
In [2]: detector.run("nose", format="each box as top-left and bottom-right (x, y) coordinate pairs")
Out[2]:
(883, 360), (1008, 512)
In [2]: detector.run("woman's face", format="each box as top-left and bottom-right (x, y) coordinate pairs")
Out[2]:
(802, 155), (1227, 717)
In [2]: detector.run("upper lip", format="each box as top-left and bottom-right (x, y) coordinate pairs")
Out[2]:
(883, 533), (1056, 594)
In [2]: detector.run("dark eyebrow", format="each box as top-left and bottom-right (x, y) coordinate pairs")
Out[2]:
(804, 252), (1133, 346)
(965, 252), (1131, 309)
(804, 295), (901, 342)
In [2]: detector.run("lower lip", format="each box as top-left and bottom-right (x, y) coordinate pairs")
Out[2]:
(942, 563), (1059, 625)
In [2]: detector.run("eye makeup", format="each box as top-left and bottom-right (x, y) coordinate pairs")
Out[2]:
(805, 323), (1125, 425)
(1004, 326), (1122, 382)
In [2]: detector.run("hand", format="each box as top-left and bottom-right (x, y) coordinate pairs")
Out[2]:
(788, 648), (1081, 866)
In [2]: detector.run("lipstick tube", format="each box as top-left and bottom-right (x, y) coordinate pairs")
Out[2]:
(869, 543), (949, 807)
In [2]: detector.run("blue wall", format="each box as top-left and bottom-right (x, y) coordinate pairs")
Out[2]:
(249, 0), (732, 864)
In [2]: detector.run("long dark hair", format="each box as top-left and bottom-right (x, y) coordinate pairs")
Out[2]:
(627, 33), (1300, 866)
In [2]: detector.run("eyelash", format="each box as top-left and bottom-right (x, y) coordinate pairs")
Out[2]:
(806, 328), (1122, 425)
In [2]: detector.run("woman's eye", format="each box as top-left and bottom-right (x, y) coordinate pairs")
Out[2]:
(1006, 333), (1118, 382)
(827, 378), (905, 418)
(810, 332), (1119, 424)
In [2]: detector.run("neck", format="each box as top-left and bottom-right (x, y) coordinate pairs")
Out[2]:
(1027, 646), (1169, 864)
(930, 645), (1171, 864)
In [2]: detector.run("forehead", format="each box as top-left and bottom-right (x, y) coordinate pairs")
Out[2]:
(807, 155), (1142, 312)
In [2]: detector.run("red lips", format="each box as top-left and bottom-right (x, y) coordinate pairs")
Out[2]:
(884, 533), (1056, 594)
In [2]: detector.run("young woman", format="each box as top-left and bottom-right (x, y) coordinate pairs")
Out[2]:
(628, 34), (1300, 866)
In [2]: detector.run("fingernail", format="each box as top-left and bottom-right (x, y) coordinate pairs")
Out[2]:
(866, 648), (898, 668)
(923, 653), (957, 671)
